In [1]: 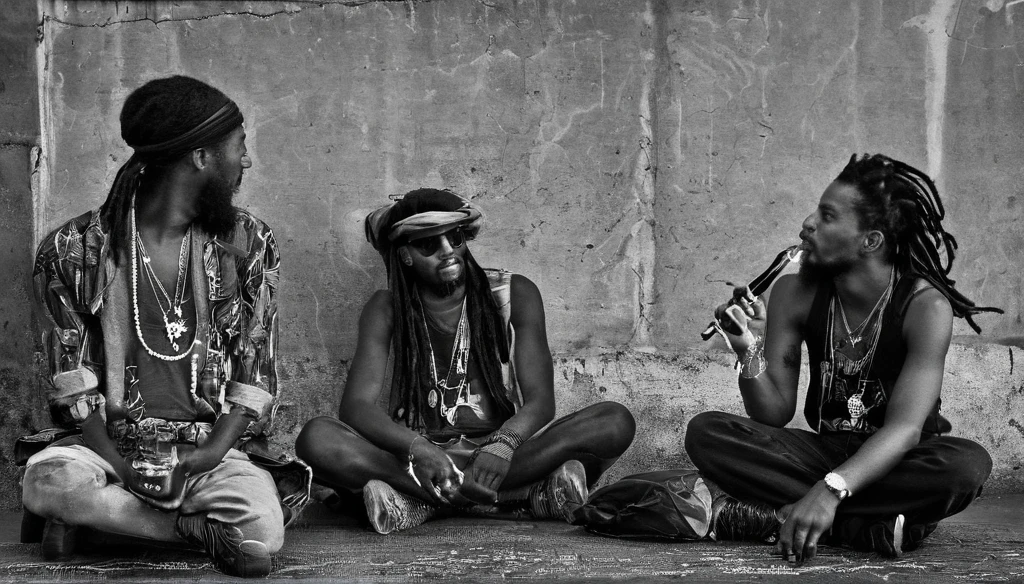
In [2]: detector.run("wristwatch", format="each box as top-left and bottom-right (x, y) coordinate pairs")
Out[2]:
(823, 472), (851, 501)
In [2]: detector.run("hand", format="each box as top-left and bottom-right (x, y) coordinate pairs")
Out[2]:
(774, 482), (839, 565)
(469, 451), (511, 493)
(408, 437), (464, 505)
(459, 452), (510, 505)
(123, 444), (205, 508)
(713, 285), (766, 354)
(175, 445), (223, 477)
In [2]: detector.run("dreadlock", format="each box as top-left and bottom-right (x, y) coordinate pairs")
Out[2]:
(835, 153), (1003, 333)
(386, 245), (511, 432)
(99, 75), (240, 264)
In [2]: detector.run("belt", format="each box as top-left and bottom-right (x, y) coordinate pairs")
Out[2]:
(110, 418), (214, 456)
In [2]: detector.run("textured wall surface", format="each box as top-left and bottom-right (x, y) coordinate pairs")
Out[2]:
(0, 0), (1020, 510)
(0, 2), (48, 511)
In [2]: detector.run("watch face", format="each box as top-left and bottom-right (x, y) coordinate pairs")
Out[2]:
(825, 472), (846, 491)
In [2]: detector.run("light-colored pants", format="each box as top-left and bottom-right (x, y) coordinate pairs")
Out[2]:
(22, 443), (284, 551)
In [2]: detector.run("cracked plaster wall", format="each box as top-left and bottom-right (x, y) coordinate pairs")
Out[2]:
(0, 0), (1018, 507)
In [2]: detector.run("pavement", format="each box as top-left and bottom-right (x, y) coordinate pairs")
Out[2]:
(0, 494), (1021, 583)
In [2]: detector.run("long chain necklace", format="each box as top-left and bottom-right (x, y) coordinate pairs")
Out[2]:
(138, 227), (192, 350)
(819, 268), (896, 430)
(834, 267), (894, 348)
(131, 209), (196, 361)
(422, 298), (471, 425)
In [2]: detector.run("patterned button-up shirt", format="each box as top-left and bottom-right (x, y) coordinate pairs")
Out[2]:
(34, 208), (280, 445)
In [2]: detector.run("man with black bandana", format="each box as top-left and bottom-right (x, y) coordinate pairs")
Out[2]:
(685, 154), (999, 564)
(21, 76), (305, 578)
(296, 188), (636, 534)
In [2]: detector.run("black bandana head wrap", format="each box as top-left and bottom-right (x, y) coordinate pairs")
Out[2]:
(100, 76), (244, 263)
(119, 75), (244, 162)
(364, 188), (483, 259)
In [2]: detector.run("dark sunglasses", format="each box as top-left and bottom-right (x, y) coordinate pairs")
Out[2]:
(407, 229), (470, 255)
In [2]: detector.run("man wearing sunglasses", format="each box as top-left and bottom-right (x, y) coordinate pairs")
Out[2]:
(297, 188), (636, 534)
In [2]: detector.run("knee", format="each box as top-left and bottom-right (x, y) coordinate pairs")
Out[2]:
(683, 411), (731, 463)
(588, 401), (636, 455)
(238, 513), (285, 554)
(295, 416), (339, 465)
(937, 440), (992, 497)
(22, 456), (104, 518)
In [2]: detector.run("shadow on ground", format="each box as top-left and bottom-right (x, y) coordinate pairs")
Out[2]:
(1, 494), (1021, 583)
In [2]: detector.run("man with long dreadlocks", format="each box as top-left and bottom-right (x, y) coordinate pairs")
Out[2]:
(20, 76), (308, 577)
(685, 154), (1000, 563)
(296, 188), (636, 534)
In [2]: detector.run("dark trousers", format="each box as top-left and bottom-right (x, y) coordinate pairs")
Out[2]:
(684, 411), (992, 544)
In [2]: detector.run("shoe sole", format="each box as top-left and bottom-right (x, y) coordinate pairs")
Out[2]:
(230, 540), (272, 577)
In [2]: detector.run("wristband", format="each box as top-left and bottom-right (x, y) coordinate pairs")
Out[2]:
(489, 428), (526, 450)
(478, 441), (515, 462)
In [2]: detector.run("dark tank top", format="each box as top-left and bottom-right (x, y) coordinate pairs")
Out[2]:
(804, 273), (951, 436)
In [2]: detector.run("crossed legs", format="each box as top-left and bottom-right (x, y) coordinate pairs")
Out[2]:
(22, 444), (284, 552)
(296, 401), (636, 502)
(684, 411), (991, 548)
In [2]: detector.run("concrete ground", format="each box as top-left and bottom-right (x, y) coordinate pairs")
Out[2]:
(0, 494), (1020, 583)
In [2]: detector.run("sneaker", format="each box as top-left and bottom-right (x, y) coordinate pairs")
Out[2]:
(835, 513), (907, 558)
(40, 519), (78, 561)
(870, 514), (905, 558)
(363, 479), (437, 535)
(528, 460), (588, 523)
(175, 514), (272, 577)
(709, 496), (781, 544)
(902, 521), (937, 552)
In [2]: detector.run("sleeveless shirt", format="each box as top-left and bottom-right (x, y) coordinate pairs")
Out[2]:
(804, 273), (952, 436)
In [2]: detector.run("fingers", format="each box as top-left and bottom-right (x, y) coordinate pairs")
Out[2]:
(724, 305), (749, 330)
(776, 520), (824, 565)
(801, 519), (828, 562)
(776, 517), (797, 563)
(460, 479), (499, 505)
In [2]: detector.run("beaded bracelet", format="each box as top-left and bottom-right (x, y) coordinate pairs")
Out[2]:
(490, 428), (525, 450)
(479, 441), (515, 462)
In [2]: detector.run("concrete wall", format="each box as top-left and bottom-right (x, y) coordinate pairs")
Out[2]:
(0, 0), (1020, 509)
(0, 1), (48, 511)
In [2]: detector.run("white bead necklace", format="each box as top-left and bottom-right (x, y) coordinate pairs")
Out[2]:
(131, 209), (197, 361)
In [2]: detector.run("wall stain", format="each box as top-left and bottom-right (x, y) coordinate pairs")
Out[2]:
(1009, 418), (1024, 438)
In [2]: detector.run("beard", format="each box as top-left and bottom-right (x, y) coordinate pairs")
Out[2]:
(431, 269), (466, 298)
(798, 253), (855, 284)
(194, 166), (239, 239)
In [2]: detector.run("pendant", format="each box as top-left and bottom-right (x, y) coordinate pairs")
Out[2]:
(428, 389), (438, 408)
(164, 316), (189, 351)
(445, 404), (459, 425)
(847, 392), (865, 419)
(847, 334), (861, 346)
